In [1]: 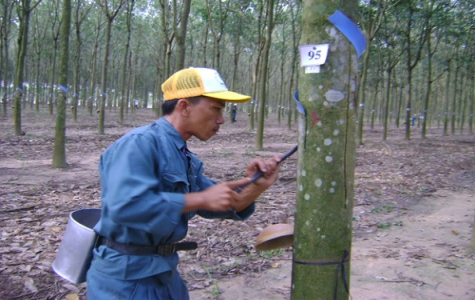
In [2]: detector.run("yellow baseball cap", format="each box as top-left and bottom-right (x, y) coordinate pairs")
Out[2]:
(162, 67), (251, 102)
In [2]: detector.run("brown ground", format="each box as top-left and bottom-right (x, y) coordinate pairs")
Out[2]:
(0, 108), (474, 300)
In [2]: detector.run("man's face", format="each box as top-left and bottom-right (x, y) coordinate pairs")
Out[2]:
(186, 97), (225, 141)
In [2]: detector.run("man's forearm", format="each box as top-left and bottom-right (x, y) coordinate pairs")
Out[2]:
(234, 183), (268, 212)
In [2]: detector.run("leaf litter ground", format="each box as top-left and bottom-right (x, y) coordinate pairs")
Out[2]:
(0, 109), (474, 300)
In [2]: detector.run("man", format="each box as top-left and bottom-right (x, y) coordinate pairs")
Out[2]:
(87, 67), (280, 299)
(231, 103), (238, 122)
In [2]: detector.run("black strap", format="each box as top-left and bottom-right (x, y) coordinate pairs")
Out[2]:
(98, 237), (197, 256)
(294, 250), (350, 300)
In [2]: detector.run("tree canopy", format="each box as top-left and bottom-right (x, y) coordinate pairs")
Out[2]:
(0, 0), (473, 139)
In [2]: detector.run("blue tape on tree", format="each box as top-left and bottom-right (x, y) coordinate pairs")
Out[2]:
(328, 10), (366, 58)
(59, 85), (69, 93)
(293, 90), (307, 116)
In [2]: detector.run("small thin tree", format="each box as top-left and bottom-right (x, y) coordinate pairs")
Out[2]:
(97, 0), (124, 135)
(13, 0), (42, 136)
(52, 0), (72, 168)
(119, 0), (134, 124)
(255, 0), (275, 150)
(2, 0), (14, 117)
(470, 214), (475, 254)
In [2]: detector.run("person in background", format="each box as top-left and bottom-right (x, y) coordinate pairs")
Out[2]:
(231, 103), (238, 122)
(86, 67), (281, 300)
(411, 114), (417, 127)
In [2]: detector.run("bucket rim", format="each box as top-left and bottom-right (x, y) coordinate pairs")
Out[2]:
(69, 208), (101, 231)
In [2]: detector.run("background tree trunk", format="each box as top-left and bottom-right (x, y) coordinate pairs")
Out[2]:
(52, 0), (71, 168)
(175, 0), (191, 70)
(119, 0), (134, 124)
(14, 0), (37, 136)
(1, 0), (14, 117)
(97, 0), (124, 135)
(470, 214), (475, 254)
(255, 0), (275, 150)
(71, 0), (91, 121)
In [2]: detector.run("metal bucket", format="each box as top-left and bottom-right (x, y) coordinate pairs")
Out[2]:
(52, 208), (101, 284)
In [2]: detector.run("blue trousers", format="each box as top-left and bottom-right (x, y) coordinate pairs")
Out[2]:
(86, 267), (189, 300)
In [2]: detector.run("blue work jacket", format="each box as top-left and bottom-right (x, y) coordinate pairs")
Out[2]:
(90, 118), (254, 283)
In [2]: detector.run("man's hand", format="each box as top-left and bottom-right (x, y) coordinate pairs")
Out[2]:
(183, 178), (250, 212)
(245, 156), (281, 188)
(183, 157), (281, 213)
(200, 178), (252, 211)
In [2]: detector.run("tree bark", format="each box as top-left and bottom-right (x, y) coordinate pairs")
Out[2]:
(255, 0), (275, 150)
(2, 0), (14, 117)
(52, 0), (71, 168)
(291, 1), (358, 299)
(175, 0), (190, 70)
(14, 0), (39, 136)
(470, 214), (475, 254)
(97, 0), (124, 135)
(120, 0), (134, 124)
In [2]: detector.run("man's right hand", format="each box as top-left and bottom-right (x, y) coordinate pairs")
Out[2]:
(183, 178), (250, 212)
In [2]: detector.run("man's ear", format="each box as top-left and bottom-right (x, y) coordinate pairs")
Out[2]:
(177, 99), (190, 116)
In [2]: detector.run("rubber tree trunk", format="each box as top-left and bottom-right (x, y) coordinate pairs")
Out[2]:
(443, 59), (451, 136)
(52, 0), (71, 168)
(13, 0), (33, 136)
(255, 0), (275, 150)
(287, 2), (300, 131)
(98, 0), (124, 134)
(88, 14), (102, 116)
(120, 0), (134, 124)
(249, 0), (265, 132)
(291, 1), (358, 299)
(48, 38), (58, 115)
(98, 18), (112, 135)
(71, 0), (89, 122)
(175, 0), (191, 70)
(470, 214), (475, 254)
(3, 0), (13, 117)
(421, 24), (433, 139)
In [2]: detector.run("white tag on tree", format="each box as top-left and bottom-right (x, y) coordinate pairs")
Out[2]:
(305, 66), (321, 73)
(299, 44), (330, 67)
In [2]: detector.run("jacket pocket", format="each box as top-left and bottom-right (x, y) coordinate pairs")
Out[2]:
(162, 173), (189, 193)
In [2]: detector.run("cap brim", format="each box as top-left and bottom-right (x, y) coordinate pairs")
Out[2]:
(203, 91), (251, 102)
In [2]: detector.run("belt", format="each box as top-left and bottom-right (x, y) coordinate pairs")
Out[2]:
(97, 237), (198, 256)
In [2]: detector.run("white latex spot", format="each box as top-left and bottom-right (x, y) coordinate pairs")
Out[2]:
(324, 90), (344, 102)
(315, 179), (323, 187)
